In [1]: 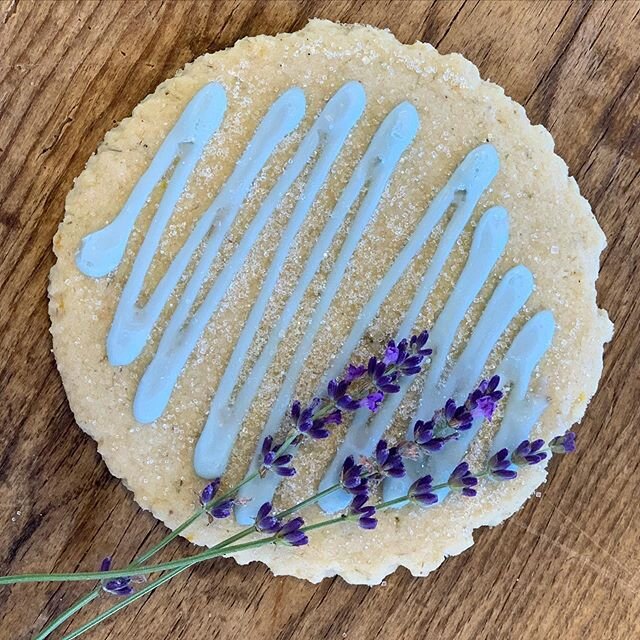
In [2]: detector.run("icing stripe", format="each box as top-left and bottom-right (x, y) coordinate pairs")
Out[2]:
(74, 82), (558, 523)
(132, 88), (307, 422)
(382, 265), (535, 504)
(319, 205), (510, 512)
(232, 102), (420, 523)
(391, 310), (554, 508)
(489, 310), (555, 455)
(192, 81), (367, 476)
(324, 143), (500, 384)
(76, 82), (227, 279)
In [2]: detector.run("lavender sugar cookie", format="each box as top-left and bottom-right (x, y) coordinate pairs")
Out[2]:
(49, 20), (612, 584)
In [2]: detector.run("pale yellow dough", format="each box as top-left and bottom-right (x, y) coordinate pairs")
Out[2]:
(49, 20), (612, 584)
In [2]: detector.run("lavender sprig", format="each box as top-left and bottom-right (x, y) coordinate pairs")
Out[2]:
(5, 429), (577, 640)
(4, 327), (578, 640)
(348, 494), (378, 530)
(259, 436), (296, 477)
(199, 480), (235, 521)
(411, 376), (503, 457)
(290, 331), (432, 443)
(99, 558), (144, 597)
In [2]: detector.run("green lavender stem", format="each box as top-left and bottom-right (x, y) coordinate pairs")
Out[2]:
(32, 434), (303, 638)
(2, 485), (436, 587)
(61, 566), (189, 640)
(59, 493), (428, 639)
(2, 483), (342, 587)
(34, 591), (101, 640)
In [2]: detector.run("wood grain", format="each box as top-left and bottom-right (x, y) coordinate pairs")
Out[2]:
(0, 1), (638, 638)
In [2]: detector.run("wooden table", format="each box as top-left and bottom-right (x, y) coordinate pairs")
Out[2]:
(1, 1), (638, 638)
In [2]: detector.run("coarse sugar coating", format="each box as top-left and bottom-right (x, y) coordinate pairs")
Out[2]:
(49, 20), (612, 584)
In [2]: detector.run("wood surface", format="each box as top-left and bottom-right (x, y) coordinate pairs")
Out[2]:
(0, 0), (638, 638)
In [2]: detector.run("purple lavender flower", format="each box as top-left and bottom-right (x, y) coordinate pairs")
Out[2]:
(362, 390), (384, 412)
(412, 419), (452, 453)
(444, 398), (474, 431)
(395, 339), (431, 376)
(409, 330), (432, 356)
(199, 479), (221, 505)
(345, 364), (367, 382)
(549, 431), (576, 454)
(198, 480), (234, 521)
(367, 356), (401, 394)
(511, 439), (548, 466)
(467, 375), (503, 421)
(374, 439), (405, 478)
(260, 436), (296, 477)
(210, 499), (234, 519)
(254, 502), (282, 534)
(327, 378), (361, 411)
(447, 462), (478, 497)
(383, 341), (400, 365)
(100, 557), (141, 597)
(408, 475), (439, 506)
(487, 448), (518, 481)
(276, 517), (308, 547)
(291, 399), (334, 439)
(348, 494), (377, 530)
(340, 456), (368, 495)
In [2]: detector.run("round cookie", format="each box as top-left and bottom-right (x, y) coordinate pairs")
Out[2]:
(49, 20), (612, 584)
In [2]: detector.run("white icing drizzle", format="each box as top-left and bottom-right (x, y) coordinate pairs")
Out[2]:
(76, 82), (228, 279)
(232, 102), (419, 523)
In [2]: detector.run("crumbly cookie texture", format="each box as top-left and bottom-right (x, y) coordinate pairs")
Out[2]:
(49, 20), (612, 584)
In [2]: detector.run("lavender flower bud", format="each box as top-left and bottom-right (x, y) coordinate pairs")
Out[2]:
(199, 479), (221, 505)
(447, 462), (478, 497)
(255, 502), (282, 534)
(408, 475), (439, 506)
(260, 436), (296, 477)
(409, 330), (432, 356)
(549, 431), (576, 454)
(361, 390), (384, 413)
(487, 448), (518, 481)
(344, 364), (367, 382)
(348, 494), (377, 530)
(100, 557), (143, 597)
(444, 398), (474, 431)
(467, 375), (503, 421)
(276, 517), (308, 547)
(375, 439), (405, 478)
(511, 439), (548, 467)
(340, 456), (368, 495)
(412, 419), (450, 452)
(383, 341), (400, 365)
(209, 499), (234, 520)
